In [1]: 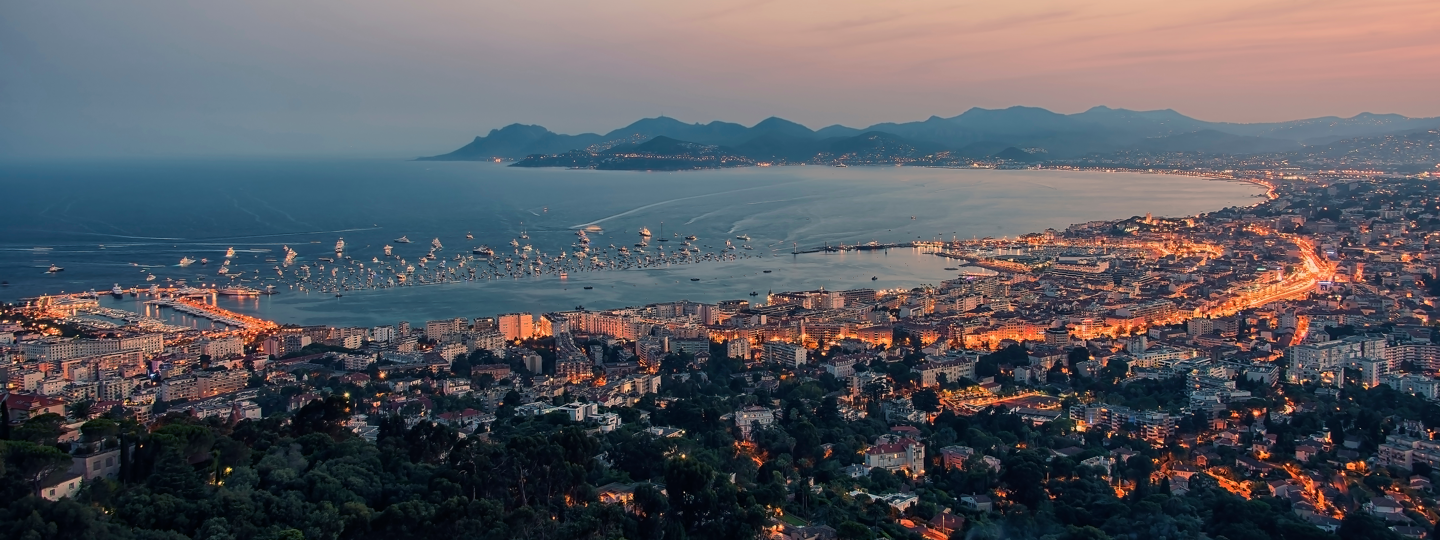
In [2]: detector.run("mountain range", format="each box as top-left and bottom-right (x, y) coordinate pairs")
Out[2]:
(420, 106), (1440, 169)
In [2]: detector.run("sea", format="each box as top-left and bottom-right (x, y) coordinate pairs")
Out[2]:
(0, 159), (1263, 327)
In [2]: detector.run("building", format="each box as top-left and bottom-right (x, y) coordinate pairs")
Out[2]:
(498, 313), (534, 341)
(865, 435), (925, 476)
(197, 369), (249, 398)
(734, 406), (776, 440)
(915, 356), (978, 387)
(725, 337), (751, 359)
(763, 341), (807, 368)
(201, 336), (244, 359)
(0, 393), (67, 421)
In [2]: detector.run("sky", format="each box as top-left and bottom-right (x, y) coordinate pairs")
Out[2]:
(3, 0), (1438, 158)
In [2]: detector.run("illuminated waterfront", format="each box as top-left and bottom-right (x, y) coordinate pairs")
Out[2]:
(1, 160), (1262, 323)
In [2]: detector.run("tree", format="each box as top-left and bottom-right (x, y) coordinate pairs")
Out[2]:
(12, 413), (65, 445)
(1, 440), (74, 495)
(912, 389), (941, 413)
(0, 401), (9, 440)
(836, 521), (873, 539)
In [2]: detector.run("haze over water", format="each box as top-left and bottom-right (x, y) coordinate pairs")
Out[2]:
(0, 160), (1262, 325)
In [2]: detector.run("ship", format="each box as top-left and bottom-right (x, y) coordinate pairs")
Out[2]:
(472, 246), (495, 257)
(46, 264), (63, 273)
(639, 227), (652, 237)
(217, 286), (262, 296)
(335, 238), (346, 252)
(685, 235), (697, 241)
(179, 256), (196, 266)
(431, 238), (443, 250)
(465, 232), (474, 240)
(736, 234), (750, 241)
(111, 284), (124, 297)
(383, 245), (393, 256)
(225, 247), (236, 258)
(395, 236), (411, 243)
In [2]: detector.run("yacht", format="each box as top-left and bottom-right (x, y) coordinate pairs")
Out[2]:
(225, 247), (236, 258)
(431, 238), (443, 250)
(200, 258), (209, 265)
(335, 238), (346, 252)
(473, 246), (495, 257)
(395, 236), (411, 243)
(46, 264), (63, 273)
(736, 234), (750, 241)
(465, 232), (474, 240)
(685, 235), (697, 241)
(639, 227), (652, 238)
(179, 256), (196, 267)
(146, 274), (156, 281)
(218, 286), (261, 296)
(111, 284), (124, 297)
(383, 245), (393, 256)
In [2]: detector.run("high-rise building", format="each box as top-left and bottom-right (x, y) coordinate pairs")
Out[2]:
(498, 313), (533, 341)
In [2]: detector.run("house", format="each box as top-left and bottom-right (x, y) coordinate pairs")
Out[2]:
(1295, 444), (1321, 462)
(1367, 496), (1404, 516)
(70, 448), (122, 481)
(734, 406), (776, 440)
(865, 435), (925, 476)
(960, 494), (993, 512)
(40, 471), (83, 501)
(1, 392), (68, 421)
(939, 445), (975, 469)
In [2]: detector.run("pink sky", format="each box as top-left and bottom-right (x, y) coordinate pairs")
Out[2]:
(3, 0), (1438, 156)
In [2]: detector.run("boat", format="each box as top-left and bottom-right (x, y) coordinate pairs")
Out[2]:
(639, 227), (652, 238)
(465, 232), (474, 240)
(685, 235), (697, 241)
(179, 256), (196, 267)
(519, 230), (529, 240)
(395, 236), (411, 243)
(583, 286), (593, 290)
(871, 276), (878, 281)
(736, 234), (750, 241)
(335, 238), (346, 252)
(383, 245), (393, 256)
(750, 291), (758, 296)
(46, 264), (63, 273)
(217, 286), (262, 296)
(111, 284), (124, 297)
(559, 272), (568, 279)
(473, 246), (494, 257)
(690, 278), (700, 281)
(217, 266), (229, 275)
(763, 270), (772, 273)
(200, 258), (209, 265)
(431, 238), (443, 250)
(146, 274), (156, 281)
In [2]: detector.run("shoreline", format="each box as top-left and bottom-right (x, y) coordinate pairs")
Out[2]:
(3, 165), (1264, 320)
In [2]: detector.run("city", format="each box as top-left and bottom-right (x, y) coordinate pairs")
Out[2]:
(5, 167), (1440, 539)
(5, 1), (1439, 539)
